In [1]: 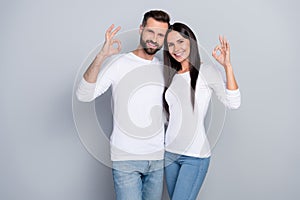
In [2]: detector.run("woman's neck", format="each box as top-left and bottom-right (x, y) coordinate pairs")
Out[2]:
(178, 64), (190, 74)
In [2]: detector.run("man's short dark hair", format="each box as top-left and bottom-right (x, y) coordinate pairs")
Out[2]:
(142, 10), (170, 27)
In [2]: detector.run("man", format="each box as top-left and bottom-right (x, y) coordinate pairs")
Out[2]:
(76, 10), (170, 200)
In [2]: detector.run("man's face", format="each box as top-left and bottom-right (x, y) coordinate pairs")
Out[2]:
(140, 17), (169, 55)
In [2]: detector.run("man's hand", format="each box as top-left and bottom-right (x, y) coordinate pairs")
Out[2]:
(83, 24), (121, 83)
(100, 24), (122, 58)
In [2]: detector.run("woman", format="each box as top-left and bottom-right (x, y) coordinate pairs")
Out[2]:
(163, 22), (241, 200)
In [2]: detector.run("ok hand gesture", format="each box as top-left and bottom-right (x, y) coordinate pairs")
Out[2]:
(100, 24), (122, 58)
(212, 35), (231, 68)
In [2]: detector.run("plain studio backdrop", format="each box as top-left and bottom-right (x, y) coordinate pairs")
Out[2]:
(1, 0), (299, 199)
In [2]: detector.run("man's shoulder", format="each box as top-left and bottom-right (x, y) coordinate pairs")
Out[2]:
(101, 53), (129, 69)
(104, 53), (163, 71)
(108, 52), (140, 64)
(108, 53), (129, 62)
(122, 52), (162, 64)
(152, 56), (162, 64)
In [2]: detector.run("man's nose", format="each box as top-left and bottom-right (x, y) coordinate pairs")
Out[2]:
(152, 35), (158, 43)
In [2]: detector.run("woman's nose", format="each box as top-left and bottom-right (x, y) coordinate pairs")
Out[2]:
(174, 44), (180, 52)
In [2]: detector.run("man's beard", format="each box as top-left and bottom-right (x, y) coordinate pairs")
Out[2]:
(140, 37), (162, 55)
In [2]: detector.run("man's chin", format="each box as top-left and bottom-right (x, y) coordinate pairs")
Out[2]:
(144, 48), (159, 55)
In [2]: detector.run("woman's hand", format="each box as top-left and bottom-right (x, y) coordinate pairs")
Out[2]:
(212, 35), (231, 68)
(212, 35), (239, 90)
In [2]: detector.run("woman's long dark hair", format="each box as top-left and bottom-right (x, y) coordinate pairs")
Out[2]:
(163, 22), (201, 115)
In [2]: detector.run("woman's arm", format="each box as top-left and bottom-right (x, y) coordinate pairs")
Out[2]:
(212, 35), (238, 90)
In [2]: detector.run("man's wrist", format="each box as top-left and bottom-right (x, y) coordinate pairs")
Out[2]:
(97, 51), (107, 59)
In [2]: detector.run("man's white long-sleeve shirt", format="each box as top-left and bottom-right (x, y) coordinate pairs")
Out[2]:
(76, 53), (166, 161)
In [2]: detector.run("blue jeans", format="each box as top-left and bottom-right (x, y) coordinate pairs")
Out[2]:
(112, 160), (164, 200)
(164, 151), (210, 200)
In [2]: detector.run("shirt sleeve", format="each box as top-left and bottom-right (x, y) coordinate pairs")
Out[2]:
(76, 57), (118, 102)
(76, 78), (97, 102)
(201, 64), (241, 109)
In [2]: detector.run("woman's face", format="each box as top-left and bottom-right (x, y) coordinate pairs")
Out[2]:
(166, 30), (191, 65)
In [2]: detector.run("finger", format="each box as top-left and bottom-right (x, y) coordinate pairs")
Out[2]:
(212, 50), (217, 58)
(107, 24), (115, 32)
(219, 35), (224, 47)
(212, 51), (220, 61)
(221, 35), (226, 51)
(112, 39), (122, 50)
(227, 40), (230, 52)
(212, 45), (222, 57)
(222, 36), (230, 52)
(106, 24), (115, 39)
(111, 26), (121, 37)
(223, 36), (229, 50)
(117, 41), (122, 53)
(222, 35), (227, 49)
(213, 45), (222, 53)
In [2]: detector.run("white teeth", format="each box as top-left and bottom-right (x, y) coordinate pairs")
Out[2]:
(174, 52), (183, 57)
(147, 42), (157, 48)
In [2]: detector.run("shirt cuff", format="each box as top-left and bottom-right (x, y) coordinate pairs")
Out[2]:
(80, 77), (96, 88)
(76, 78), (97, 102)
(226, 88), (240, 96)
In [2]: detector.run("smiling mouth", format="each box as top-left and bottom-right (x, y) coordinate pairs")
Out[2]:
(147, 41), (158, 48)
(173, 52), (184, 59)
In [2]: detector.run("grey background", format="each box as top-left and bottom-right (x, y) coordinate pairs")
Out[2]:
(1, 0), (299, 199)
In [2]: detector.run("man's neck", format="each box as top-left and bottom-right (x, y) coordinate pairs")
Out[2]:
(132, 46), (155, 61)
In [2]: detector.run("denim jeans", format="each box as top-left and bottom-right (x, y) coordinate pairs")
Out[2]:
(112, 160), (164, 200)
(164, 151), (210, 200)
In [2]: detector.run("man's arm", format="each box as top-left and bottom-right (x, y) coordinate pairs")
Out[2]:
(76, 24), (121, 102)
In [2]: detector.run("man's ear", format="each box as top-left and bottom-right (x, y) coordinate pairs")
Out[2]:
(139, 25), (143, 34)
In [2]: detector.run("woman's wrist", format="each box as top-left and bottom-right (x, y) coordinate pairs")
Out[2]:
(224, 63), (233, 72)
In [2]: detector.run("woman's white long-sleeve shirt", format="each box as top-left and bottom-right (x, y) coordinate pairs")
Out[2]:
(165, 63), (241, 158)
